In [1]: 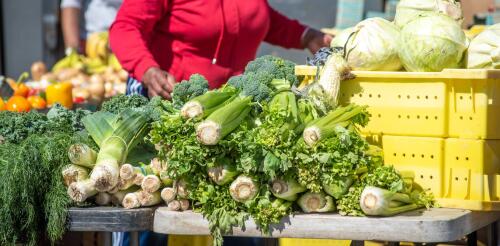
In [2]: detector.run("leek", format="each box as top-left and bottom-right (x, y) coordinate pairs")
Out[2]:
(120, 163), (153, 181)
(141, 175), (162, 193)
(123, 190), (143, 209)
(62, 164), (89, 186)
(161, 187), (177, 204)
(67, 179), (97, 202)
(117, 178), (136, 191)
(167, 200), (181, 211)
(68, 144), (97, 168)
(137, 190), (162, 207)
(83, 109), (150, 192)
(111, 187), (139, 206)
(176, 179), (189, 199)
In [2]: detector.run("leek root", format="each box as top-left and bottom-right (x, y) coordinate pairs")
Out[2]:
(68, 143), (97, 168)
(62, 164), (89, 186)
(67, 179), (98, 202)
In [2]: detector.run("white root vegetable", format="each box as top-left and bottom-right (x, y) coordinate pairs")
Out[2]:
(111, 187), (139, 206)
(62, 164), (89, 186)
(95, 192), (112, 206)
(118, 178), (136, 191)
(137, 190), (162, 207)
(160, 187), (177, 204)
(123, 190), (142, 209)
(141, 175), (162, 193)
(134, 173), (145, 186)
(179, 199), (190, 211)
(167, 200), (181, 211)
(68, 179), (98, 202)
(68, 144), (97, 168)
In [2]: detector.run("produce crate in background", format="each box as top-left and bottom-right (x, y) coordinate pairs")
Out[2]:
(383, 135), (500, 211)
(295, 66), (500, 139)
(295, 66), (500, 211)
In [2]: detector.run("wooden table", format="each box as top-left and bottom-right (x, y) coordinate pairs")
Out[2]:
(68, 207), (500, 245)
(68, 207), (155, 246)
(153, 208), (500, 245)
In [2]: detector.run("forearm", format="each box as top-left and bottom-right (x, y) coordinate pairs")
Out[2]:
(61, 7), (81, 50)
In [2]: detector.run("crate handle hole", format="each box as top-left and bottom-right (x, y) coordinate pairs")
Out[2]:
(460, 116), (463, 120)
(434, 96), (438, 99)
(465, 157), (469, 161)
(455, 177), (459, 181)
(425, 95), (429, 99)
(377, 114), (381, 118)
(417, 96), (420, 99)
(393, 153), (397, 156)
(417, 115), (420, 119)
(425, 116), (429, 119)
(398, 115), (402, 119)
(407, 115), (410, 119)
(434, 116), (438, 120)
(469, 117), (473, 120)
(407, 95), (410, 99)
(369, 94), (372, 98)
(429, 175), (433, 179)
(421, 154), (425, 158)
(377, 94), (381, 98)
(412, 154), (415, 158)
(464, 177), (468, 181)
(359, 94), (363, 97)
(402, 153), (406, 157)
(430, 155), (434, 159)
(420, 175), (424, 179)
(398, 95), (401, 99)
(459, 96), (463, 100)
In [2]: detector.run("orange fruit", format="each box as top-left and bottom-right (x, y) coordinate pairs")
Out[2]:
(6, 96), (31, 112)
(27, 96), (47, 109)
(0, 98), (5, 111)
(13, 83), (30, 97)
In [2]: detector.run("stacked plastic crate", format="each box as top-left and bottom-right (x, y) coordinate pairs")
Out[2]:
(295, 66), (500, 211)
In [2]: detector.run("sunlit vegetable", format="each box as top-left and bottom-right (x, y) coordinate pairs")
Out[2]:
(398, 13), (467, 72)
(467, 23), (500, 69)
(395, 0), (463, 28)
(331, 18), (401, 71)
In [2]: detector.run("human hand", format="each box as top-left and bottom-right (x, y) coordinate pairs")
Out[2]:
(142, 67), (176, 99)
(302, 28), (333, 54)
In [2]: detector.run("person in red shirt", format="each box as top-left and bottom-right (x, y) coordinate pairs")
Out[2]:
(110, 0), (331, 99)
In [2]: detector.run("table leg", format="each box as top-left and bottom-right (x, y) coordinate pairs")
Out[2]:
(130, 231), (139, 246)
(487, 221), (498, 246)
(467, 231), (478, 246)
(350, 241), (364, 246)
(103, 232), (112, 246)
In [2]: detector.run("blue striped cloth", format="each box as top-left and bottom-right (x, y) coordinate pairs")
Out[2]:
(126, 76), (148, 97)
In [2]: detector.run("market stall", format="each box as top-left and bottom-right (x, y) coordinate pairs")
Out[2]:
(1, 1), (500, 246)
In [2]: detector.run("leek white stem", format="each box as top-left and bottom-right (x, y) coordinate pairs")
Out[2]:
(119, 164), (137, 180)
(68, 143), (97, 168)
(68, 179), (98, 202)
(118, 178), (136, 190)
(141, 175), (162, 193)
(137, 190), (162, 207)
(161, 187), (177, 204)
(111, 187), (139, 206)
(303, 126), (322, 147)
(179, 199), (190, 211)
(62, 164), (89, 186)
(177, 179), (189, 199)
(150, 158), (166, 175)
(167, 200), (181, 211)
(134, 173), (145, 186)
(108, 185), (119, 194)
(123, 190), (142, 209)
(95, 192), (112, 206)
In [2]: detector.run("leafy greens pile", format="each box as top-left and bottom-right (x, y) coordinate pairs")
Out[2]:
(150, 55), (434, 246)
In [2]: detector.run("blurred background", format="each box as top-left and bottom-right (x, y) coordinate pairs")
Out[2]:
(0, 0), (498, 77)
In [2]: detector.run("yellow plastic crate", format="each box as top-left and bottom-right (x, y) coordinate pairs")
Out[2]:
(382, 135), (500, 211)
(295, 66), (500, 139)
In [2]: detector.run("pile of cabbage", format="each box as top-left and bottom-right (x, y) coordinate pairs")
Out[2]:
(331, 0), (499, 72)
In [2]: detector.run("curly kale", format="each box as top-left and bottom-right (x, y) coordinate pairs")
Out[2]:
(101, 94), (149, 114)
(46, 104), (90, 133)
(172, 74), (209, 109)
(0, 111), (48, 144)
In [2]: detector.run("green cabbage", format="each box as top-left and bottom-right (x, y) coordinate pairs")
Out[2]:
(467, 23), (500, 69)
(398, 13), (468, 72)
(394, 0), (463, 28)
(331, 18), (402, 71)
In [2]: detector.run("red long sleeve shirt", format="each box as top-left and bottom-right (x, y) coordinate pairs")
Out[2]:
(109, 0), (307, 88)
